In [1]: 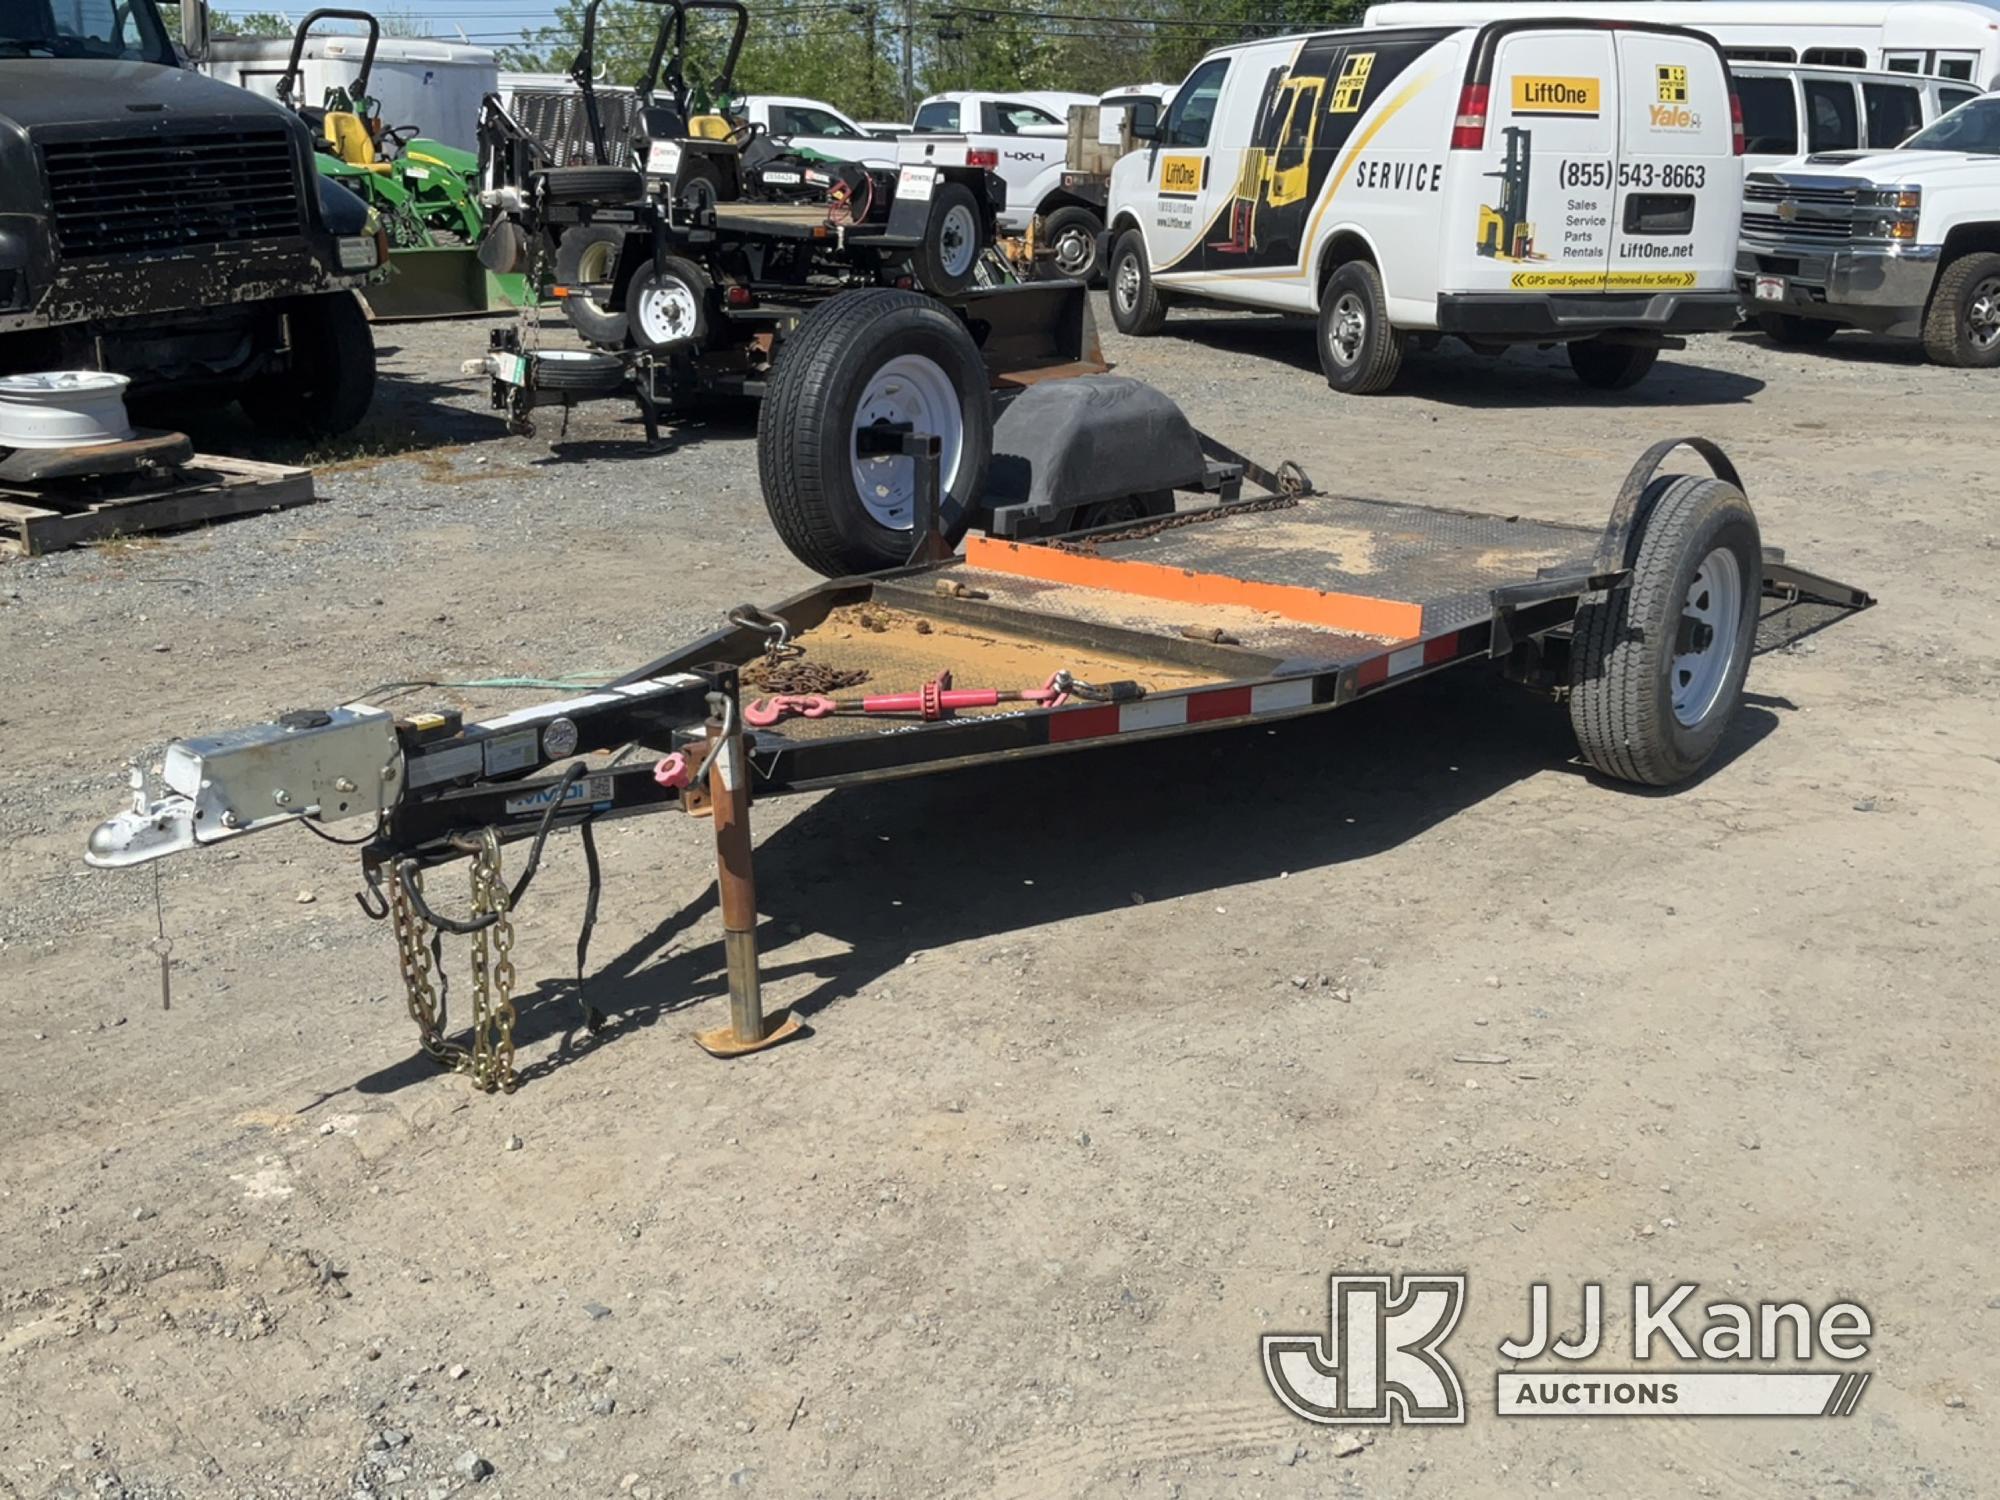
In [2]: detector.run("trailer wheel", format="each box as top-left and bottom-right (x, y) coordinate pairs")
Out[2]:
(530, 349), (628, 394)
(540, 166), (645, 204)
(625, 255), (710, 351)
(1755, 312), (1838, 346)
(1042, 205), (1103, 283)
(1567, 475), (1761, 787)
(1317, 261), (1402, 394)
(555, 226), (632, 348)
(1108, 230), (1168, 336)
(912, 183), (983, 295)
(1920, 251), (2000, 367)
(758, 288), (992, 576)
(237, 292), (376, 438)
(1567, 338), (1659, 390)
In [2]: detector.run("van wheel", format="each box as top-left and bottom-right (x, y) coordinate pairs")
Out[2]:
(1109, 230), (1168, 336)
(1755, 312), (1838, 345)
(1568, 338), (1659, 390)
(1567, 475), (1760, 787)
(758, 288), (993, 577)
(555, 225), (633, 348)
(1316, 261), (1401, 394)
(1042, 205), (1103, 283)
(1921, 251), (2000, 367)
(912, 183), (983, 295)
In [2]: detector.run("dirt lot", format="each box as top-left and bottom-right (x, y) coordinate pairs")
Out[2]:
(1, 303), (1995, 1500)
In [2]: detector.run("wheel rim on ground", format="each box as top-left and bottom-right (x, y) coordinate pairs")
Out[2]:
(1114, 256), (1140, 315)
(939, 203), (978, 280)
(1327, 291), (1367, 367)
(1966, 276), (2000, 351)
(575, 238), (617, 316)
(1052, 227), (1094, 278)
(1671, 546), (1743, 727)
(849, 354), (965, 529)
(634, 273), (699, 346)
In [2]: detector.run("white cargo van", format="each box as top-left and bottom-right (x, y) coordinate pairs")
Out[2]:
(1104, 20), (1744, 391)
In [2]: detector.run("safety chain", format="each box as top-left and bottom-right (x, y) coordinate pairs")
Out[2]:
(1052, 492), (1301, 555)
(383, 832), (521, 1093)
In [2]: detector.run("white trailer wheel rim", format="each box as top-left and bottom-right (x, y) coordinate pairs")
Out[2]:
(635, 272), (699, 347)
(1671, 547), (1743, 728)
(850, 354), (964, 530)
(938, 202), (978, 279)
(1328, 291), (1367, 367)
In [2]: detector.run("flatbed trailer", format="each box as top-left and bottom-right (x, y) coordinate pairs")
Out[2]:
(85, 437), (1870, 1087)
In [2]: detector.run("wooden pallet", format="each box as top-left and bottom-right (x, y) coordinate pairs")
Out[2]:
(0, 456), (316, 556)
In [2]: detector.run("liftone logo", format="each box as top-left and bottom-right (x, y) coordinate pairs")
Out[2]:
(1263, 1278), (1875, 1425)
(1512, 76), (1600, 116)
(1158, 153), (1203, 197)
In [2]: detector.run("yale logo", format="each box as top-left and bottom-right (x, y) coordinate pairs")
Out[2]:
(1331, 52), (1375, 113)
(1657, 64), (1690, 103)
(1512, 76), (1600, 116)
(1159, 154), (1203, 196)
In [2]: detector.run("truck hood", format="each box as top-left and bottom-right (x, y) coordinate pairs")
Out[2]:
(1778, 148), (2000, 184)
(0, 59), (294, 132)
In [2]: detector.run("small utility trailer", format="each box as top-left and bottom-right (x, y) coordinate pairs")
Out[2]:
(85, 417), (1870, 1090)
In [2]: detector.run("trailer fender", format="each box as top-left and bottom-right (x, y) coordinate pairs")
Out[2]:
(1592, 436), (1745, 574)
(982, 375), (1206, 537)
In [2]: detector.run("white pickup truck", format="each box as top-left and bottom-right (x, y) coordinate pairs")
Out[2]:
(737, 94), (894, 167)
(906, 90), (1096, 233)
(1738, 90), (2000, 365)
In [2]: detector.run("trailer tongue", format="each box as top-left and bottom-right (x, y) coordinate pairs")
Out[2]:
(84, 437), (1870, 1092)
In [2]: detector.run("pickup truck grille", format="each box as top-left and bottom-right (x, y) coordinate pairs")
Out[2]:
(40, 127), (303, 261)
(1741, 179), (1857, 244)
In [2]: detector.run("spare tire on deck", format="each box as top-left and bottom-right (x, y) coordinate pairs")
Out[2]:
(757, 288), (993, 577)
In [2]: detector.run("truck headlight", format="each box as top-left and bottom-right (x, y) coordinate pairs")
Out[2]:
(336, 234), (383, 270)
(1855, 187), (1921, 242)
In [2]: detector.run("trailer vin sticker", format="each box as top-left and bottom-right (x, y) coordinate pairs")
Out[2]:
(505, 774), (615, 816)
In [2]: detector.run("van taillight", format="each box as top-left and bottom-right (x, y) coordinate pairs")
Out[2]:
(1451, 84), (1489, 149)
(967, 147), (999, 169)
(1729, 87), (1746, 155)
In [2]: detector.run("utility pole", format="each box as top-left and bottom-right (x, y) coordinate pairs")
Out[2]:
(901, 0), (915, 117)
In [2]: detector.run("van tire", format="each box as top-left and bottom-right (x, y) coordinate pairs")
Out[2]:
(555, 225), (633, 348)
(1109, 230), (1169, 336)
(1041, 205), (1104, 282)
(1921, 251), (2000, 367)
(1568, 338), (1658, 390)
(1316, 261), (1401, 395)
(758, 288), (993, 577)
(1755, 312), (1838, 346)
(1567, 475), (1760, 787)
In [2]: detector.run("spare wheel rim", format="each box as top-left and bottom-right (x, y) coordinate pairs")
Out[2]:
(938, 203), (978, 279)
(1671, 546), (1742, 728)
(636, 272), (699, 346)
(850, 354), (964, 530)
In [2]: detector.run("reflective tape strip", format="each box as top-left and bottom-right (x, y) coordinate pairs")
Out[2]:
(1048, 676), (1323, 744)
(1354, 629), (1475, 694)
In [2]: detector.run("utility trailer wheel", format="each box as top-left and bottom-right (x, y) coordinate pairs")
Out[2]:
(1317, 261), (1402, 395)
(625, 255), (711, 351)
(237, 292), (376, 438)
(1920, 251), (2000, 368)
(539, 166), (645, 204)
(555, 226), (633, 348)
(1108, 229), (1168, 336)
(912, 183), (983, 295)
(1042, 205), (1104, 283)
(1755, 312), (1838, 346)
(758, 288), (992, 577)
(1568, 475), (1761, 787)
(530, 349), (628, 394)
(1568, 338), (1659, 390)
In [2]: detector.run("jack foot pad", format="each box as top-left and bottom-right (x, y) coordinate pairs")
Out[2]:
(693, 1009), (803, 1058)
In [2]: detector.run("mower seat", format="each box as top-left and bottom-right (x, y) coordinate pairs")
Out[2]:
(324, 112), (390, 172)
(687, 114), (734, 141)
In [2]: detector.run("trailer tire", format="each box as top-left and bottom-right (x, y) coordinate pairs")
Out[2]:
(1317, 261), (1402, 394)
(1567, 474), (1761, 787)
(1755, 312), (1838, 346)
(1109, 230), (1168, 336)
(758, 288), (992, 576)
(625, 255), (710, 351)
(1920, 251), (2000, 367)
(237, 292), (376, 438)
(1568, 338), (1659, 389)
(912, 182), (984, 295)
(539, 166), (645, 204)
(530, 349), (628, 394)
(555, 225), (633, 348)
(1042, 205), (1103, 283)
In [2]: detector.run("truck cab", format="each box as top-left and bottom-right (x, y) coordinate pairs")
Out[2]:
(910, 91), (1085, 232)
(0, 0), (383, 434)
(738, 95), (894, 167)
(1739, 89), (2000, 364)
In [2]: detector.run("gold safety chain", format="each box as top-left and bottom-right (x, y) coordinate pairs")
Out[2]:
(383, 830), (520, 1094)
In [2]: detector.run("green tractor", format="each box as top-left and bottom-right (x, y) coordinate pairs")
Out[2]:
(274, 9), (535, 316)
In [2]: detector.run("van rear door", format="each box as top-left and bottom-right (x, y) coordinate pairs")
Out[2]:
(1609, 30), (1737, 294)
(1449, 27), (1619, 295)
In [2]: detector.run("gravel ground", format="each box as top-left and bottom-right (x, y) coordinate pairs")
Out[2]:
(0, 300), (1994, 1499)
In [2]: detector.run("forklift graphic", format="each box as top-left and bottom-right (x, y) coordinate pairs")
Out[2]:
(1212, 65), (1325, 256)
(1476, 125), (1538, 260)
